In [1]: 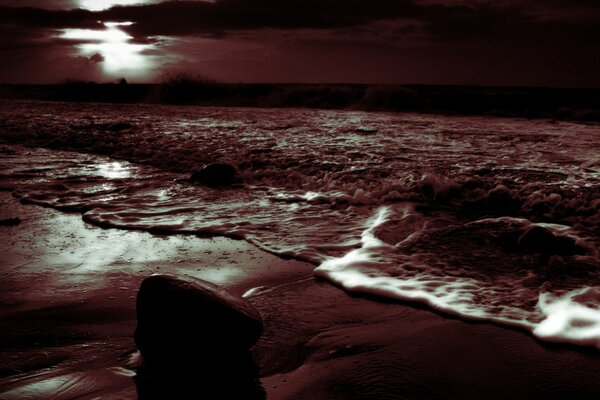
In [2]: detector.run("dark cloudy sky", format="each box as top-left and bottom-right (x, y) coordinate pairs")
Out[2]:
(0, 0), (598, 86)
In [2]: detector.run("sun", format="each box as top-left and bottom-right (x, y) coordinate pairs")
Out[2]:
(59, 23), (133, 43)
(76, 1), (160, 11)
(58, 21), (153, 79)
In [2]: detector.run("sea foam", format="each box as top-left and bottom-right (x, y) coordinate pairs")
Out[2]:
(2, 101), (599, 351)
(535, 288), (600, 349)
(315, 206), (600, 350)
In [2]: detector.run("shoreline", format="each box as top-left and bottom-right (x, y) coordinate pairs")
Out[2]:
(1, 192), (600, 399)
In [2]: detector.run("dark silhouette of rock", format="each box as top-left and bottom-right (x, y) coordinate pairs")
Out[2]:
(135, 274), (263, 356)
(0, 217), (21, 226)
(517, 225), (584, 256)
(190, 163), (237, 187)
(134, 274), (264, 399)
(517, 226), (559, 254)
(355, 127), (378, 134)
(104, 122), (133, 132)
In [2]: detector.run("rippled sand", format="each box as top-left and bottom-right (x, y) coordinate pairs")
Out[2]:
(1, 193), (600, 399)
(1, 100), (600, 398)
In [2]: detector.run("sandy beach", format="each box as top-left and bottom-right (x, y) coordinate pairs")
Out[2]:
(1, 0), (599, 397)
(1, 191), (599, 400)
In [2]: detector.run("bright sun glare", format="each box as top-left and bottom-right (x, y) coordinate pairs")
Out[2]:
(58, 21), (151, 78)
(77, 1), (153, 11)
(60, 25), (132, 43)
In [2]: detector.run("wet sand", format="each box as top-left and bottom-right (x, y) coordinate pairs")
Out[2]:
(1, 191), (599, 399)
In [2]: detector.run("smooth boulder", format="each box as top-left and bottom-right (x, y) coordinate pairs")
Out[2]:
(190, 163), (237, 187)
(0, 217), (21, 226)
(135, 274), (262, 362)
(517, 226), (559, 254)
(134, 274), (265, 398)
(517, 225), (584, 256)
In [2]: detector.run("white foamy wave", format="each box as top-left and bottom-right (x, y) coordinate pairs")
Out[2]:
(2, 102), (600, 352)
(315, 206), (600, 350)
(274, 189), (377, 205)
(315, 206), (535, 323)
(535, 288), (600, 349)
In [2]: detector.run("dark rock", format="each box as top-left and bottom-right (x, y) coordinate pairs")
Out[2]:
(134, 274), (265, 398)
(190, 163), (237, 187)
(104, 122), (133, 132)
(473, 167), (494, 176)
(0, 217), (21, 226)
(518, 226), (560, 254)
(355, 127), (378, 134)
(517, 225), (584, 256)
(135, 274), (262, 362)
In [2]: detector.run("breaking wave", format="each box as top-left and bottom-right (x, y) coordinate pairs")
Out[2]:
(1, 100), (599, 350)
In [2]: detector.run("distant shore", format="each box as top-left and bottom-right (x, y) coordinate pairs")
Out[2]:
(1, 82), (599, 122)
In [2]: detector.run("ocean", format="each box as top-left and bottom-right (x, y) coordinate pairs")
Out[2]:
(1, 99), (599, 349)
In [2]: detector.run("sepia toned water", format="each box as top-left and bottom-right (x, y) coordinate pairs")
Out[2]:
(1, 99), (599, 349)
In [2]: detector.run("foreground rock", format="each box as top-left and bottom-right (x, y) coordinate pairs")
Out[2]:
(190, 163), (237, 187)
(135, 274), (264, 399)
(517, 225), (584, 256)
(104, 122), (133, 132)
(0, 217), (21, 226)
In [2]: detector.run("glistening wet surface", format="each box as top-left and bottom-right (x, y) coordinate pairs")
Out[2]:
(1, 100), (599, 349)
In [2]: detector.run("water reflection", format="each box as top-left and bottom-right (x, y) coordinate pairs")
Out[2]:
(97, 161), (131, 179)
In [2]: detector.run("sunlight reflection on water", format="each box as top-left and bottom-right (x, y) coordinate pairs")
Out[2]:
(97, 161), (131, 179)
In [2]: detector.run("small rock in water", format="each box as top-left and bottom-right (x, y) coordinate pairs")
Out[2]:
(0, 217), (21, 226)
(190, 163), (237, 187)
(134, 274), (264, 398)
(517, 226), (559, 254)
(104, 122), (133, 132)
(517, 226), (584, 256)
(355, 127), (378, 134)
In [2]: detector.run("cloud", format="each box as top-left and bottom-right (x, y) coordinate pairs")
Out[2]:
(1, 1), (599, 44)
(0, 50), (106, 83)
(89, 52), (104, 63)
(0, 0), (75, 9)
(0, 0), (598, 86)
(0, 0), (597, 49)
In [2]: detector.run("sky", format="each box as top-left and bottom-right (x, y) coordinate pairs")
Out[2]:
(0, 0), (598, 86)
